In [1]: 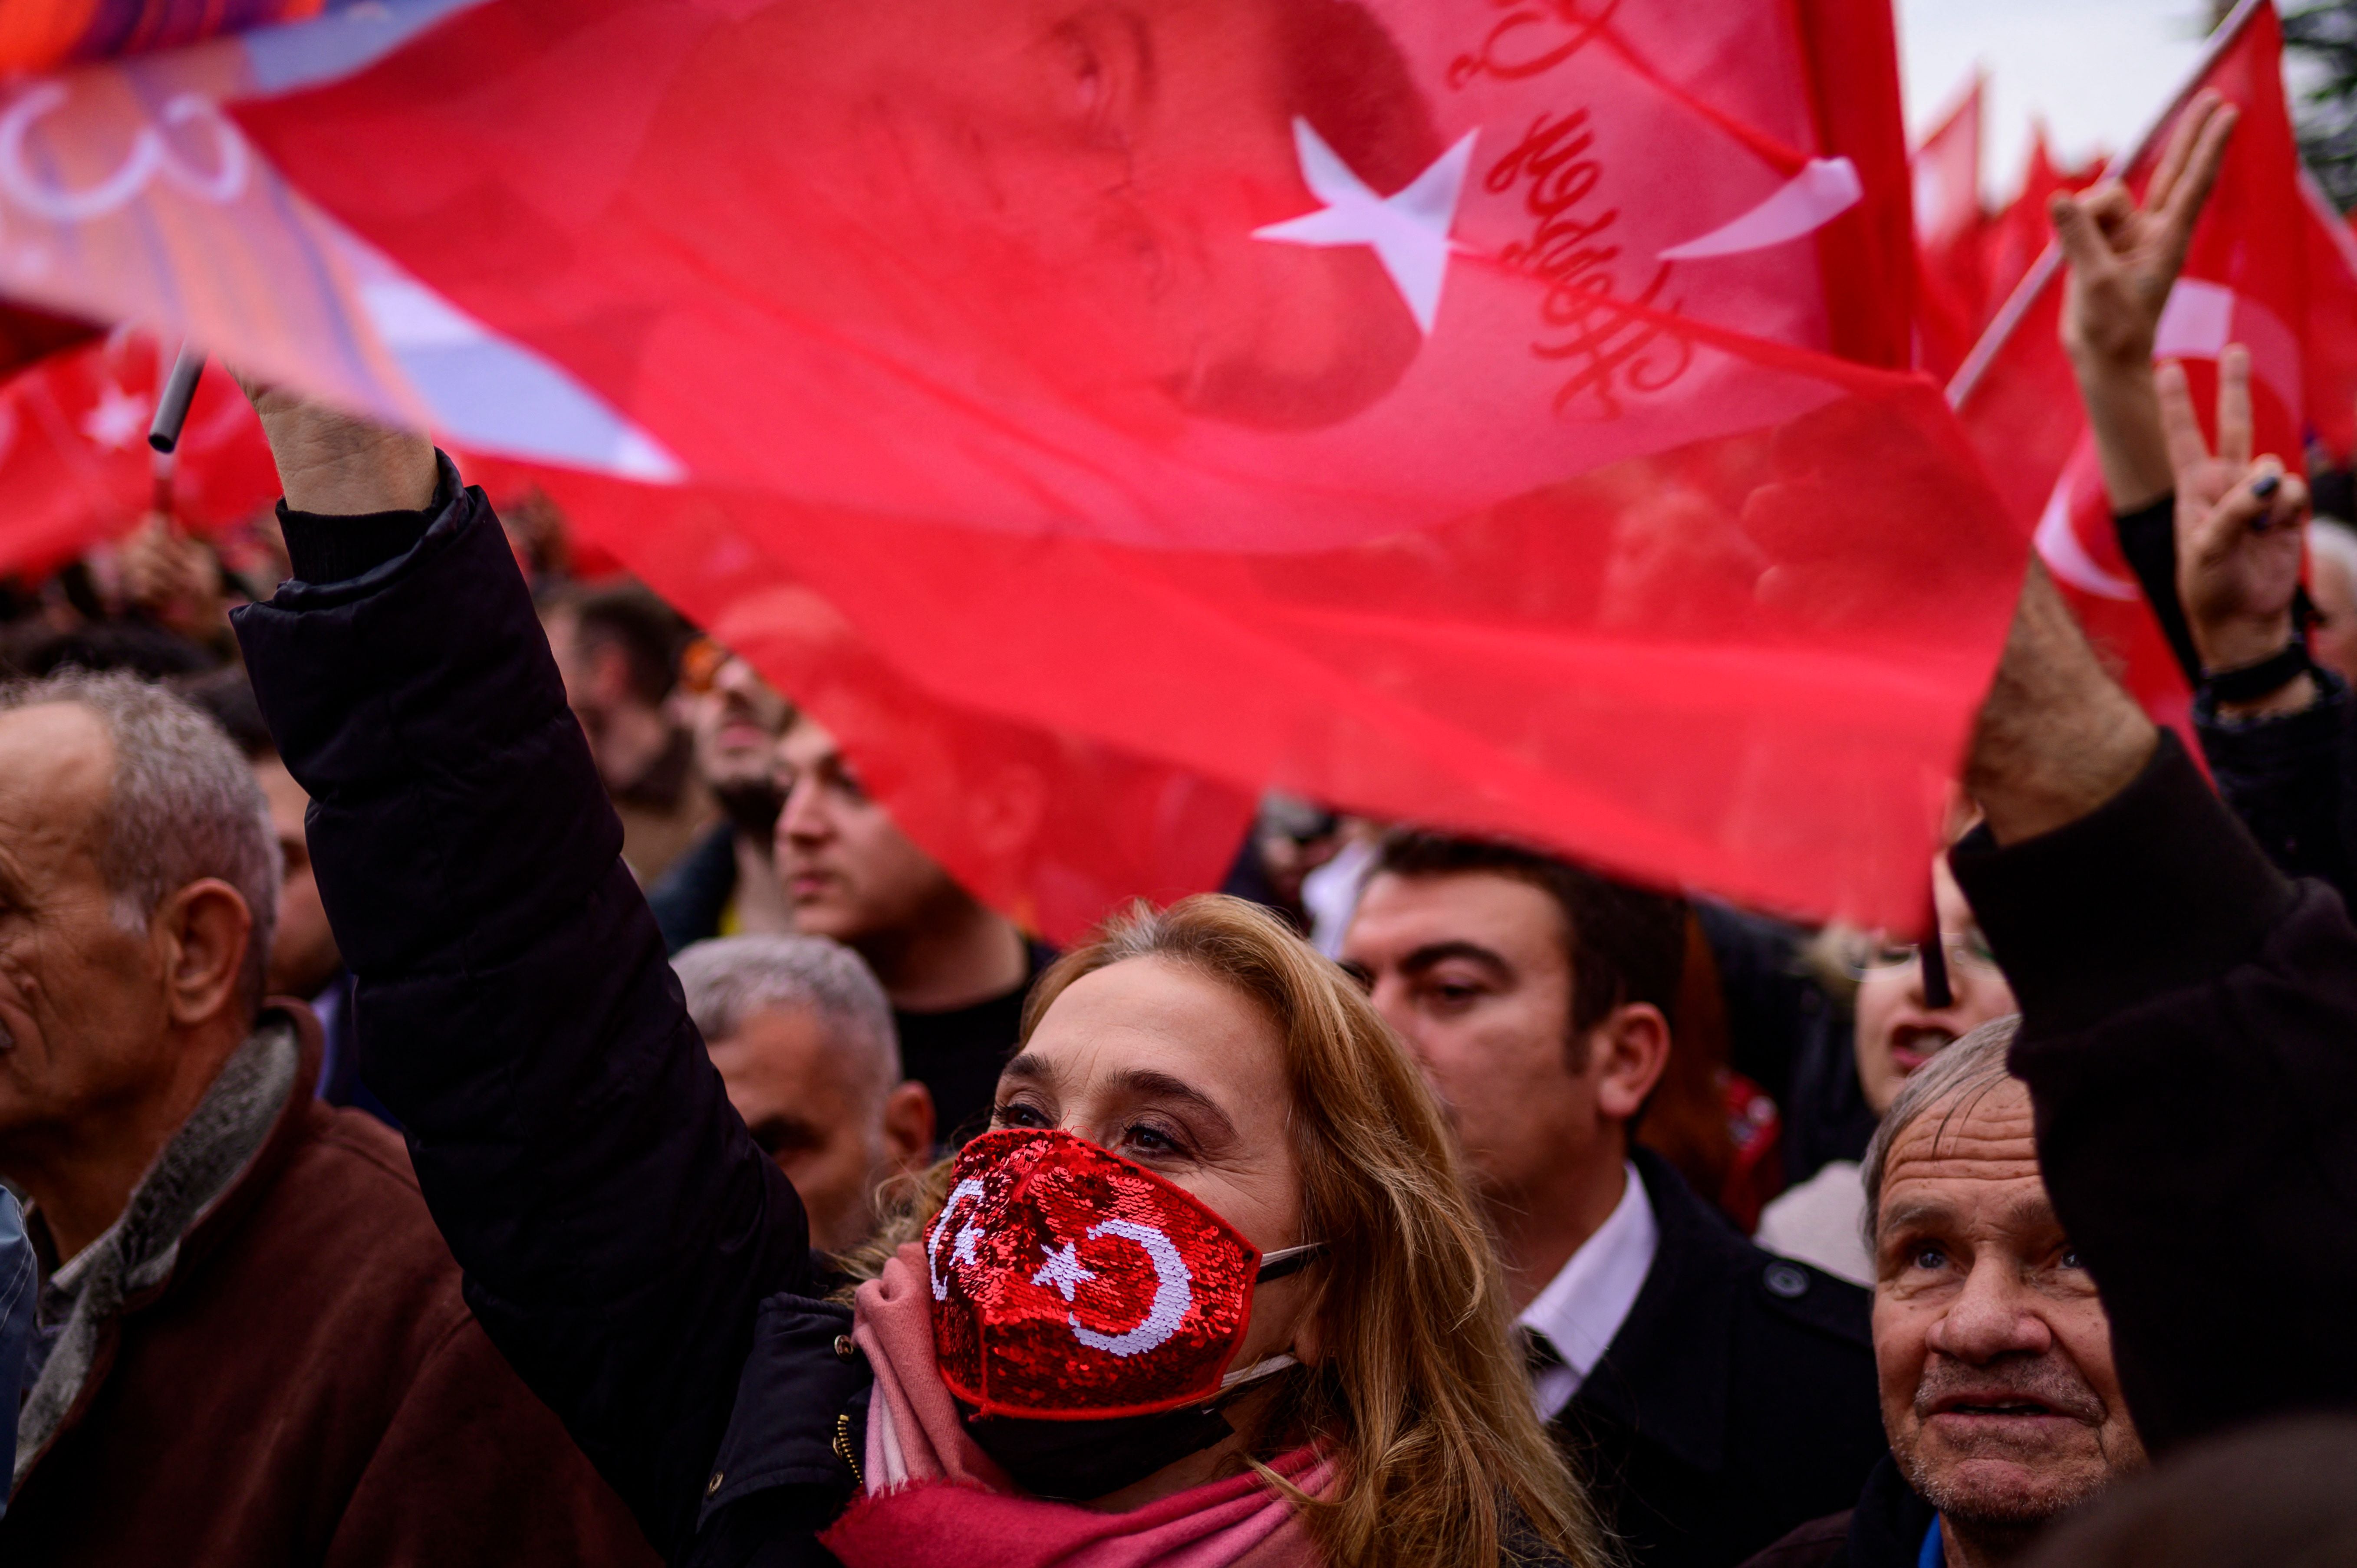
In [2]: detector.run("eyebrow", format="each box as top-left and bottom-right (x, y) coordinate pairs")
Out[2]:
(1876, 1199), (1958, 1240)
(1876, 1191), (2061, 1244)
(1398, 940), (1513, 976)
(744, 1114), (820, 1157)
(1108, 1068), (1238, 1145)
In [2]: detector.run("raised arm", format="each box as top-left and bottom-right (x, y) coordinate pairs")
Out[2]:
(2051, 91), (2235, 518)
(1958, 553), (2357, 1453)
(2155, 355), (2357, 901)
(230, 393), (816, 1555)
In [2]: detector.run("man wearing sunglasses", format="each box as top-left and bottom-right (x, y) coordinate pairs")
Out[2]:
(647, 638), (798, 955)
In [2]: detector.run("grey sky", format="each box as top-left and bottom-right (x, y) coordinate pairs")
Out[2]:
(1896, 1), (2219, 202)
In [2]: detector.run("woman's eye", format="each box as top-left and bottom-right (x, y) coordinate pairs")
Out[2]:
(1910, 1245), (1949, 1272)
(994, 1101), (1050, 1130)
(2060, 1248), (2086, 1272)
(1124, 1122), (1182, 1156)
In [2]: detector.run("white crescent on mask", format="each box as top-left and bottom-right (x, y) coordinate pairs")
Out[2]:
(928, 1177), (988, 1302)
(1067, 1219), (1195, 1358)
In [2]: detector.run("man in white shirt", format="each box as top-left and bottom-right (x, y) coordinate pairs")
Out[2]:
(1341, 832), (1887, 1568)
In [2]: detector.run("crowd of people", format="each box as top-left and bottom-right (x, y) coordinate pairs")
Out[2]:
(0, 89), (2351, 1568)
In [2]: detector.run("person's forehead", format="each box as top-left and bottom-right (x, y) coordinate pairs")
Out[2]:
(1879, 1080), (2047, 1212)
(778, 713), (841, 767)
(1025, 955), (1287, 1101)
(0, 703), (114, 857)
(711, 1006), (859, 1097)
(1346, 870), (1564, 963)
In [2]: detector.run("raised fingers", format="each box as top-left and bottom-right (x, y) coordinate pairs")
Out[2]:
(2259, 467), (2309, 536)
(2216, 345), (2253, 471)
(2156, 360), (2212, 477)
(2148, 92), (2220, 213)
(2188, 460), (2277, 565)
(2157, 101), (2237, 261)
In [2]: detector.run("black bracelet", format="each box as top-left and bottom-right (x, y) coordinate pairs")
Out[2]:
(2205, 639), (2316, 705)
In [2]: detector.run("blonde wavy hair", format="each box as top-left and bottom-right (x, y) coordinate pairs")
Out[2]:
(845, 894), (1607, 1568)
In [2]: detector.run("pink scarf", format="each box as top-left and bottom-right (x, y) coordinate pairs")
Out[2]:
(820, 1243), (1329, 1568)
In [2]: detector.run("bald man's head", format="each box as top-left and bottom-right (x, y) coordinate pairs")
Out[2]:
(674, 934), (934, 1251)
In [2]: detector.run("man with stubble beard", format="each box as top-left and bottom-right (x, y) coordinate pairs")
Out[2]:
(646, 638), (797, 954)
(1742, 1021), (2146, 1568)
(771, 713), (1052, 1147)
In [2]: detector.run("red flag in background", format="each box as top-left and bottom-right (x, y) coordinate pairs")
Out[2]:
(1912, 75), (1987, 380)
(0, 0), (2033, 934)
(2301, 171), (2357, 465)
(0, 303), (97, 381)
(0, 329), (277, 581)
(1980, 128), (2102, 329)
(1950, 1), (2326, 731)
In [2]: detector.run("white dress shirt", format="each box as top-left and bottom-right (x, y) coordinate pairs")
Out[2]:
(1517, 1161), (1660, 1420)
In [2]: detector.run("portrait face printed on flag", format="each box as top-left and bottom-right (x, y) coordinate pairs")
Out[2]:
(631, 0), (1442, 433)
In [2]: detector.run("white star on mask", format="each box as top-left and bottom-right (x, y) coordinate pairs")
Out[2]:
(952, 1219), (984, 1270)
(1030, 1240), (1099, 1302)
(1253, 118), (1479, 335)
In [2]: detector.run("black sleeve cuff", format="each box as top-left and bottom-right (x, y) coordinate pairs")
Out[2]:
(1950, 728), (2296, 1034)
(2195, 665), (2351, 746)
(276, 452), (460, 586)
(2113, 493), (2203, 686)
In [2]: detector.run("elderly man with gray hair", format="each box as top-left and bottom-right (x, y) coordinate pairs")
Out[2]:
(1742, 1019), (2146, 1568)
(672, 934), (935, 1253)
(0, 671), (655, 1568)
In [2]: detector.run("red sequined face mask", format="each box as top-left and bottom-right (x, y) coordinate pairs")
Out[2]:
(927, 1128), (1320, 1420)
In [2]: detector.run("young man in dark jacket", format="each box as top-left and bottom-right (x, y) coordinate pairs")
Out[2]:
(1340, 834), (1886, 1568)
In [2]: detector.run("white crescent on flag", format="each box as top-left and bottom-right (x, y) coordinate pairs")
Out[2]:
(1657, 158), (1863, 261)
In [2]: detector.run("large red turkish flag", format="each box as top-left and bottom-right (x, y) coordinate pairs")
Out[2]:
(1950, 3), (2342, 730)
(0, 0), (2029, 933)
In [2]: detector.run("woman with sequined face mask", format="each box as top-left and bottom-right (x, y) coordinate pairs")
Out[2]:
(811, 896), (1601, 1567)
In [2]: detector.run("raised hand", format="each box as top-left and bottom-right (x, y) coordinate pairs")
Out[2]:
(116, 511), (230, 640)
(2158, 349), (2312, 701)
(2054, 92), (2237, 371)
(232, 368), (437, 518)
(2050, 92), (2237, 512)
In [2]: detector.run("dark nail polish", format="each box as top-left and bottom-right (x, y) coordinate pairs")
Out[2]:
(2253, 473), (2282, 500)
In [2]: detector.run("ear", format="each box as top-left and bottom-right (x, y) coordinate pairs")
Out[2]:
(1589, 1001), (1672, 1123)
(880, 1080), (936, 1174)
(153, 878), (254, 1030)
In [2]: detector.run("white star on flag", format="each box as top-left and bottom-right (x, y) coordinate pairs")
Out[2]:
(1254, 119), (1479, 335)
(1030, 1240), (1098, 1302)
(81, 383), (150, 451)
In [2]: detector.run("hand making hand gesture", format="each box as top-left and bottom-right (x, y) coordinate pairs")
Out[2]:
(2158, 346), (2315, 713)
(2050, 91), (2237, 512)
